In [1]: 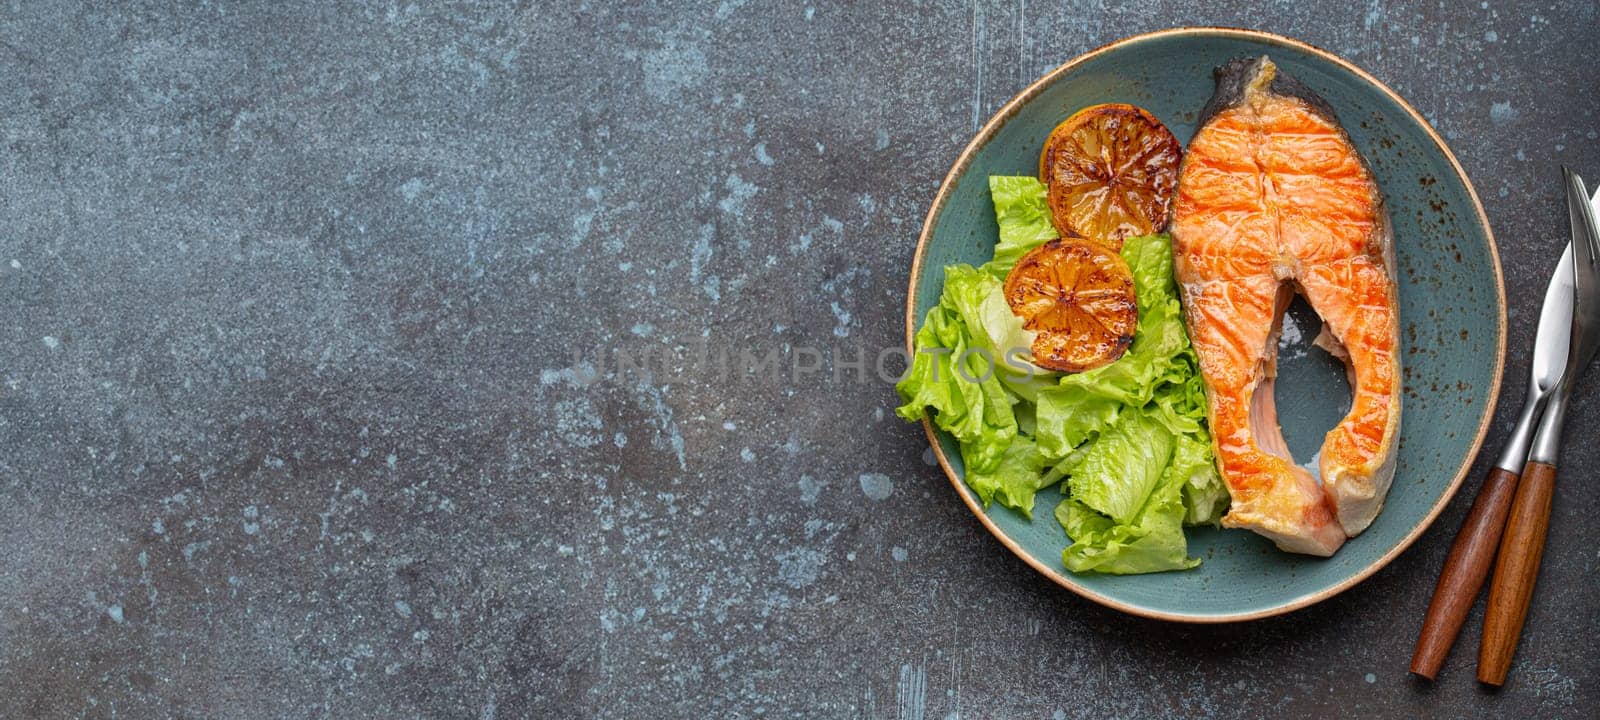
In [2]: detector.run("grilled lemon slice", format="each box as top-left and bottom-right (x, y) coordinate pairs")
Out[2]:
(1003, 239), (1137, 373)
(1039, 103), (1181, 250)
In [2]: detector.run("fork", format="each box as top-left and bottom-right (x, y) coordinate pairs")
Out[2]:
(1477, 167), (1600, 685)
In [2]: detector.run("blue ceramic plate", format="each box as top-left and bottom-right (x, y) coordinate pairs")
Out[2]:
(907, 28), (1506, 622)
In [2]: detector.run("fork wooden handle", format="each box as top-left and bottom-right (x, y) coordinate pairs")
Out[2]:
(1410, 467), (1520, 679)
(1478, 461), (1559, 686)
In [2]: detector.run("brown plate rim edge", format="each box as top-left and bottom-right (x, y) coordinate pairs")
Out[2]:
(903, 26), (1509, 623)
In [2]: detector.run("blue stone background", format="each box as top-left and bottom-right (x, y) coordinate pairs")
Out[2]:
(0, 1), (1596, 718)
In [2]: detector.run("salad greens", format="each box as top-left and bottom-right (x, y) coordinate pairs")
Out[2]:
(895, 175), (1227, 575)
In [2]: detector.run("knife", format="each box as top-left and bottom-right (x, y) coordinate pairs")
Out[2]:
(1410, 184), (1597, 680)
(1478, 168), (1600, 685)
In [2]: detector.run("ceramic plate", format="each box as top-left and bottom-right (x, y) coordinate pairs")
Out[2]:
(907, 28), (1506, 622)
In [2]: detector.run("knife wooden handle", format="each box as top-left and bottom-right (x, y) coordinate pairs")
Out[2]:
(1410, 467), (1521, 679)
(1478, 461), (1559, 686)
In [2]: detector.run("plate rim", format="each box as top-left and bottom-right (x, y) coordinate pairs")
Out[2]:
(903, 26), (1508, 623)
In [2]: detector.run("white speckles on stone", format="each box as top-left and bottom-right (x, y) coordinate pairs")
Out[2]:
(891, 546), (908, 562)
(8, 259), (19, 269)
(613, 432), (627, 448)
(413, 629), (430, 642)
(740, 447), (756, 462)
(242, 505), (260, 535)
(399, 177), (425, 200)
(859, 472), (893, 501)
(182, 540), (210, 562)
(718, 173), (758, 215)
(754, 142), (773, 166)
(798, 475), (823, 505)
(387, 453), (398, 469)
(554, 397), (604, 447)
(570, 209), (596, 248)
(896, 663), (927, 720)
(641, 36), (708, 101)
(722, 421), (737, 431)
(1364, 672), (1376, 683)
(846, 551), (857, 561)
(830, 301), (852, 338)
(152, 518), (165, 535)
(107, 605), (124, 624)
(1363, 3), (1383, 30)
(921, 447), (938, 466)
(636, 382), (688, 471)
(41, 336), (59, 350)
(690, 223), (714, 285)
(1490, 101), (1518, 126)
(394, 600), (413, 618)
(713, 0), (748, 21)
(805, 6), (815, 20)
(775, 547), (825, 588)
(874, 128), (889, 151)
(1484, 29), (1498, 42)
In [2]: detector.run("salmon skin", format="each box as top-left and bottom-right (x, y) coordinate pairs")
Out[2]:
(1172, 56), (1401, 556)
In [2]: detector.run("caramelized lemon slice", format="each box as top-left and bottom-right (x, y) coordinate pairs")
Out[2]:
(1003, 239), (1137, 373)
(1039, 103), (1182, 250)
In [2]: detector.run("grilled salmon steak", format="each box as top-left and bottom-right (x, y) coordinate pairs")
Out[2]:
(1171, 56), (1401, 555)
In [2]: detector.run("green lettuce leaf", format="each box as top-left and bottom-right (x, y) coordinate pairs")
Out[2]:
(952, 265), (1058, 403)
(1170, 430), (1228, 526)
(1066, 412), (1175, 525)
(987, 176), (1058, 271)
(1057, 463), (1200, 574)
(966, 435), (1051, 518)
(894, 272), (1018, 476)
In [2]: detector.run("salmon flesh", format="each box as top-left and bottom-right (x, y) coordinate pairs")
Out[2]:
(1171, 56), (1401, 555)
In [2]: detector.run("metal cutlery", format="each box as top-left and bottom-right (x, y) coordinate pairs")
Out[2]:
(1412, 170), (1600, 682)
(1476, 168), (1600, 685)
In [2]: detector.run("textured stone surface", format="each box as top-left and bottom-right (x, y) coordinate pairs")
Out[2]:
(1, 1), (1597, 718)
